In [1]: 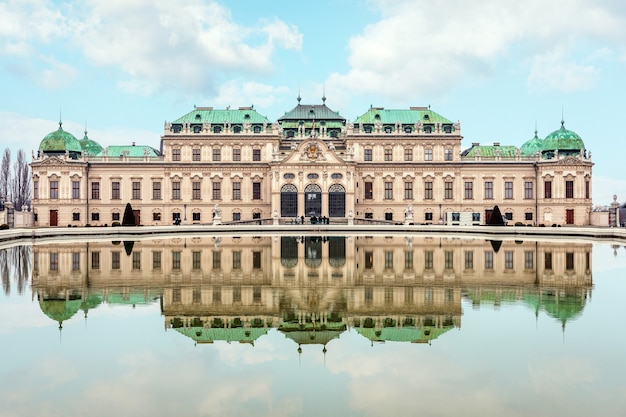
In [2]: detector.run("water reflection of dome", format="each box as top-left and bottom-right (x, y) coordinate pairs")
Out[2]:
(39, 296), (83, 328)
(524, 290), (586, 326)
(170, 317), (270, 344)
(279, 321), (346, 346)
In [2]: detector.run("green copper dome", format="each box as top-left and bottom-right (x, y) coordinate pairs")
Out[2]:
(39, 122), (82, 154)
(520, 130), (544, 156)
(542, 121), (585, 153)
(79, 130), (103, 156)
(39, 298), (83, 328)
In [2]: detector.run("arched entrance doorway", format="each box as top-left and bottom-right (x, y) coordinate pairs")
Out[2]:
(304, 184), (322, 217)
(328, 184), (346, 217)
(280, 184), (298, 217)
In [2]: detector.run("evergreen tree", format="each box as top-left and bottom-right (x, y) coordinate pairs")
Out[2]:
(122, 203), (136, 226)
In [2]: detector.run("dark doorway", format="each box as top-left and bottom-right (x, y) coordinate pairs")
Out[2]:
(304, 184), (322, 217)
(566, 209), (574, 225)
(328, 184), (346, 217)
(50, 210), (58, 226)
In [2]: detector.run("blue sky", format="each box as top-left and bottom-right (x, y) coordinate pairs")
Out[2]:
(1, 0), (625, 204)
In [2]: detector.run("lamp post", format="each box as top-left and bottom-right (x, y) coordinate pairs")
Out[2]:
(183, 204), (187, 225)
(439, 204), (443, 224)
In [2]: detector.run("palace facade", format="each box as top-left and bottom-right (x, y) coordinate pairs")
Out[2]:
(30, 97), (593, 226)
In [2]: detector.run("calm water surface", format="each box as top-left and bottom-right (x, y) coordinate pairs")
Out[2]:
(1, 234), (626, 417)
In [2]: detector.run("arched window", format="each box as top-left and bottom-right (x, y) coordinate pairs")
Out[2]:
(328, 183), (346, 217)
(280, 184), (298, 217)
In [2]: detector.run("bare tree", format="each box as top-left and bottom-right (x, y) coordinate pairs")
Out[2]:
(0, 148), (10, 203)
(11, 149), (31, 209)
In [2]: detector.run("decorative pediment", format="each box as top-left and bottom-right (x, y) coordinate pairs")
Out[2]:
(300, 140), (327, 162)
(37, 156), (68, 166)
(552, 156), (591, 167)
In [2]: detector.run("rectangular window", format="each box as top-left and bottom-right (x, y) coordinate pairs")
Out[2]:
(111, 251), (120, 270)
(153, 212), (161, 221)
(505, 181), (513, 199)
(484, 181), (493, 199)
(212, 148), (221, 162)
(364, 182), (373, 199)
(50, 180), (59, 199)
(404, 251), (413, 270)
(364, 251), (373, 269)
(524, 181), (533, 199)
(566, 252), (574, 270)
(112, 212), (120, 221)
(424, 250), (433, 269)
(172, 251), (181, 270)
(172, 148), (181, 161)
(445, 181), (453, 199)
(566, 180), (574, 199)
(424, 181), (433, 200)
(385, 212), (393, 221)
(505, 251), (514, 269)
(111, 181), (120, 200)
(364, 148), (373, 161)
(253, 182), (261, 200)
(212, 182), (221, 200)
(233, 251), (241, 269)
(152, 181), (161, 200)
(525, 212), (533, 221)
(253, 251), (261, 269)
(33, 180), (39, 199)
(544, 181), (552, 199)
(405, 287), (414, 304)
(72, 212), (80, 221)
(233, 212), (241, 221)
(152, 251), (161, 270)
(233, 148), (241, 161)
(91, 182), (100, 200)
(50, 252), (58, 271)
(424, 148), (433, 161)
(192, 251), (201, 270)
(232, 182), (241, 200)
(485, 250), (493, 270)
(525, 251), (534, 270)
(72, 181), (80, 199)
(72, 252), (80, 271)
(464, 250), (474, 270)
(91, 212), (99, 221)
(464, 181), (473, 199)
(252, 149), (261, 161)
(444, 251), (454, 269)
(192, 148), (201, 161)
(192, 181), (201, 200)
(132, 252), (141, 270)
(444, 149), (453, 161)
(585, 180), (590, 199)
(404, 148), (413, 161)
(404, 181), (413, 199)
(424, 212), (433, 221)
(172, 181), (180, 200)
(384, 148), (392, 161)
(545, 252), (553, 270)
(233, 286), (241, 303)
(211, 251), (221, 269)
(384, 182), (393, 199)
(91, 251), (100, 270)
(384, 251), (393, 269)
(132, 181), (141, 200)
(192, 212), (200, 222)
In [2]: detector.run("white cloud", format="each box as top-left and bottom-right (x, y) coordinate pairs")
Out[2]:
(214, 80), (290, 111)
(69, 0), (302, 96)
(0, 0), (67, 56)
(528, 48), (600, 92)
(327, 0), (626, 101)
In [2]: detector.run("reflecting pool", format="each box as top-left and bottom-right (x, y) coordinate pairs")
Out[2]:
(1, 234), (626, 416)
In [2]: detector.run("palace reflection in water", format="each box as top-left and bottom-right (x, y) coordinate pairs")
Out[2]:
(30, 235), (592, 348)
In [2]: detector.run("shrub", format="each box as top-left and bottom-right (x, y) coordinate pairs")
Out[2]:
(0, 224), (9, 230)
(112, 221), (121, 227)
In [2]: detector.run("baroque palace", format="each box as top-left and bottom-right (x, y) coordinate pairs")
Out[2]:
(30, 97), (593, 226)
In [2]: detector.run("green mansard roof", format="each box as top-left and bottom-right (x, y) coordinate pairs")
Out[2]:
(278, 99), (346, 123)
(462, 144), (519, 157)
(172, 106), (271, 125)
(353, 106), (454, 125)
(99, 145), (161, 157)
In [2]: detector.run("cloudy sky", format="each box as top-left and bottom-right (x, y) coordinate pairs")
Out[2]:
(1, 0), (625, 203)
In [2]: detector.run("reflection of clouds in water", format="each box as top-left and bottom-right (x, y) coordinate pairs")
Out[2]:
(214, 330), (292, 366)
(593, 244), (626, 273)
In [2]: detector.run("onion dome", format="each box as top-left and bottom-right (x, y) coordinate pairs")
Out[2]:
(542, 120), (585, 156)
(520, 129), (544, 156)
(79, 129), (103, 156)
(39, 121), (82, 157)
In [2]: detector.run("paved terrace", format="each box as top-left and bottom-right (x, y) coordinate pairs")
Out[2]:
(1, 224), (626, 248)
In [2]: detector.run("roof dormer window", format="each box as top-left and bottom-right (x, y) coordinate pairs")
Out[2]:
(193, 125), (202, 133)
(444, 125), (452, 134)
(423, 114), (430, 121)
(253, 125), (261, 134)
(233, 125), (242, 133)
(195, 114), (201, 120)
(384, 126), (392, 134)
(424, 126), (432, 133)
(364, 126), (372, 134)
(213, 125), (222, 133)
